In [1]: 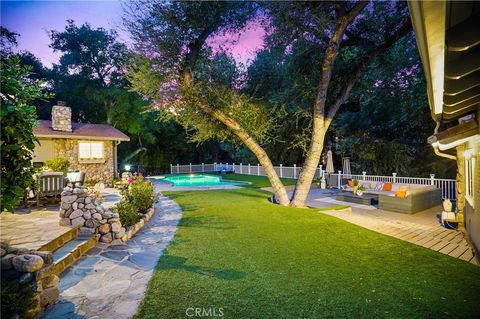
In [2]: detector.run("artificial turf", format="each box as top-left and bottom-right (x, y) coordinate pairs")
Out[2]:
(220, 173), (297, 188)
(136, 188), (480, 318)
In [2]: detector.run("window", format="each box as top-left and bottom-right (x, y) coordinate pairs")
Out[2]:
(465, 154), (475, 207)
(78, 142), (104, 162)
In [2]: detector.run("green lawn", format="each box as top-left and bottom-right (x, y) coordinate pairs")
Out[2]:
(220, 173), (297, 188)
(137, 188), (480, 318)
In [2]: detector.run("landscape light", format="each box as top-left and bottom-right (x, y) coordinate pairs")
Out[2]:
(125, 164), (131, 171)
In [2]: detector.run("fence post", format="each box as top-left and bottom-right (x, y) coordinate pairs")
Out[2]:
(240, 163), (243, 174)
(189, 163), (192, 173)
(280, 164), (283, 178)
(257, 164), (260, 176)
(430, 174), (435, 185)
(170, 164), (173, 174)
(319, 165), (323, 178)
(392, 172), (397, 183)
(362, 171), (366, 181)
(202, 163), (204, 172)
(214, 162), (217, 171)
(293, 164), (297, 179)
(248, 164), (251, 175)
(338, 170), (342, 188)
(177, 163), (179, 174)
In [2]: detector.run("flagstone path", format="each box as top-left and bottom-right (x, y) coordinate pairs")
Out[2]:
(43, 191), (183, 319)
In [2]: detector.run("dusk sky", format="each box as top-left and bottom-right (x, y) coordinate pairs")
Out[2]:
(1, 0), (265, 67)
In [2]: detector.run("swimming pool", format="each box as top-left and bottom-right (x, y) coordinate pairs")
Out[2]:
(162, 174), (243, 187)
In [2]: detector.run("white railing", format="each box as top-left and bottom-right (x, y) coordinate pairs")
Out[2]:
(170, 163), (457, 200)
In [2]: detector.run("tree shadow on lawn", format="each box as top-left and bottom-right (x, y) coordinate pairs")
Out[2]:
(157, 254), (246, 281)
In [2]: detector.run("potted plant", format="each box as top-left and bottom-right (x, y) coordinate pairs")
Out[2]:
(356, 185), (366, 196)
(353, 179), (359, 194)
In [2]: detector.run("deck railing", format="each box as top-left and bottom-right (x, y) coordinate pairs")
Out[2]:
(170, 163), (457, 200)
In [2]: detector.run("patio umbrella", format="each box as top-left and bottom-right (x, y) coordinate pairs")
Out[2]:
(326, 150), (335, 174)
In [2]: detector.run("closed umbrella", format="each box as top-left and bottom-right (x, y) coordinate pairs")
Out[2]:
(326, 150), (334, 174)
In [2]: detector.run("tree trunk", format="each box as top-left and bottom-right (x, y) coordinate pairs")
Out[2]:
(197, 103), (290, 206)
(290, 120), (327, 207)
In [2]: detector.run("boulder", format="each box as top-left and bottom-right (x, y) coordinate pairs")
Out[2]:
(0, 247), (6, 257)
(73, 188), (86, 195)
(69, 209), (84, 219)
(85, 203), (95, 209)
(93, 213), (102, 220)
(64, 209), (73, 218)
(42, 275), (59, 289)
(95, 205), (104, 213)
(100, 233), (113, 243)
(31, 251), (54, 265)
(1, 253), (16, 270)
(71, 217), (85, 227)
(12, 254), (44, 272)
(111, 223), (121, 233)
(40, 287), (60, 307)
(72, 202), (78, 210)
(85, 219), (95, 228)
(80, 227), (95, 235)
(62, 195), (77, 204)
(115, 227), (126, 239)
(61, 202), (71, 210)
(78, 203), (85, 209)
(85, 197), (92, 204)
(98, 223), (111, 234)
(59, 209), (66, 218)
(59, 218), (71, 226)
(83, 211), (91, 220)
(76, 197), (85, 203)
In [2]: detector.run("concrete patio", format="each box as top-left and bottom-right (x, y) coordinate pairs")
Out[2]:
(303, 188), (478, 265)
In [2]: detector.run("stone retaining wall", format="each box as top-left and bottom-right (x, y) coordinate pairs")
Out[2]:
(59, 183), (156, 244)
(60, 183), (125, 244)
(1, 241), (59, 318)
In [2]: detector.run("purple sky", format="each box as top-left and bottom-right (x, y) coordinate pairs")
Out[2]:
(1, 0), (265, 67)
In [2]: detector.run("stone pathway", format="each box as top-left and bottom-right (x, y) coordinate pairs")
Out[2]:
(43, 191), (183, 319)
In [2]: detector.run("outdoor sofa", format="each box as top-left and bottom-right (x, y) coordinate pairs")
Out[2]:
(342, 182), (442, 214)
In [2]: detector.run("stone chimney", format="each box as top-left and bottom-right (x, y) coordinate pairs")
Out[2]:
(52, 101), (72, 132)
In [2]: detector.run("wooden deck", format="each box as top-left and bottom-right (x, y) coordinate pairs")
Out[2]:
(318, 203), (478, 265)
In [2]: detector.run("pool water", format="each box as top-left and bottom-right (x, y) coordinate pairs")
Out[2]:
(163, 174), (242, 187)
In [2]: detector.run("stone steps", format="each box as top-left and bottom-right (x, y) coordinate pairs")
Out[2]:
(50, 233), (98, 276)
(38, 226), (79, 252)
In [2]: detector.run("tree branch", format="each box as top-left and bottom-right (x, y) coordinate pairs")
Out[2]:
(325, 16), (412, 123)
(312, 0), (368, 117)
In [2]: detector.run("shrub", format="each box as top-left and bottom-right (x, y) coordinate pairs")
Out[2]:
(115, 200), (140, 227)
(44, 157), (70, 175)
(127, 179), (156, 213)
(1, 57), (52, 212)
(1, 282), (37, 318)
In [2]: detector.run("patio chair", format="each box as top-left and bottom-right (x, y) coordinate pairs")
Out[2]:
(36, 172), (65, 207)
(67, 171), (86, 187)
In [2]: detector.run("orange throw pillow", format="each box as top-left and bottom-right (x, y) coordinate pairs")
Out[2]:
(383, 182), (393, 191)
(396, 190), (407, 198)
(348, 180), (354, 187)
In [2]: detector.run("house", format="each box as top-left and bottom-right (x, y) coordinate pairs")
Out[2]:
(33, 102), (130, 183)
(408, 1), (480, 258)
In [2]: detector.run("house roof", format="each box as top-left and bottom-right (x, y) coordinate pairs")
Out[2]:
(34, 120), (130, 142)
(408, 1), (480, 122)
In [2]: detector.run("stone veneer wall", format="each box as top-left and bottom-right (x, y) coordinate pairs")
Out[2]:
(53, 139), (115, 183)
(1, 242), (59, 318)
(51, 105), (72, 132)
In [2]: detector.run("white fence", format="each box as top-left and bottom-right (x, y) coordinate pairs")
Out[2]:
(170, 163), (457, 200)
